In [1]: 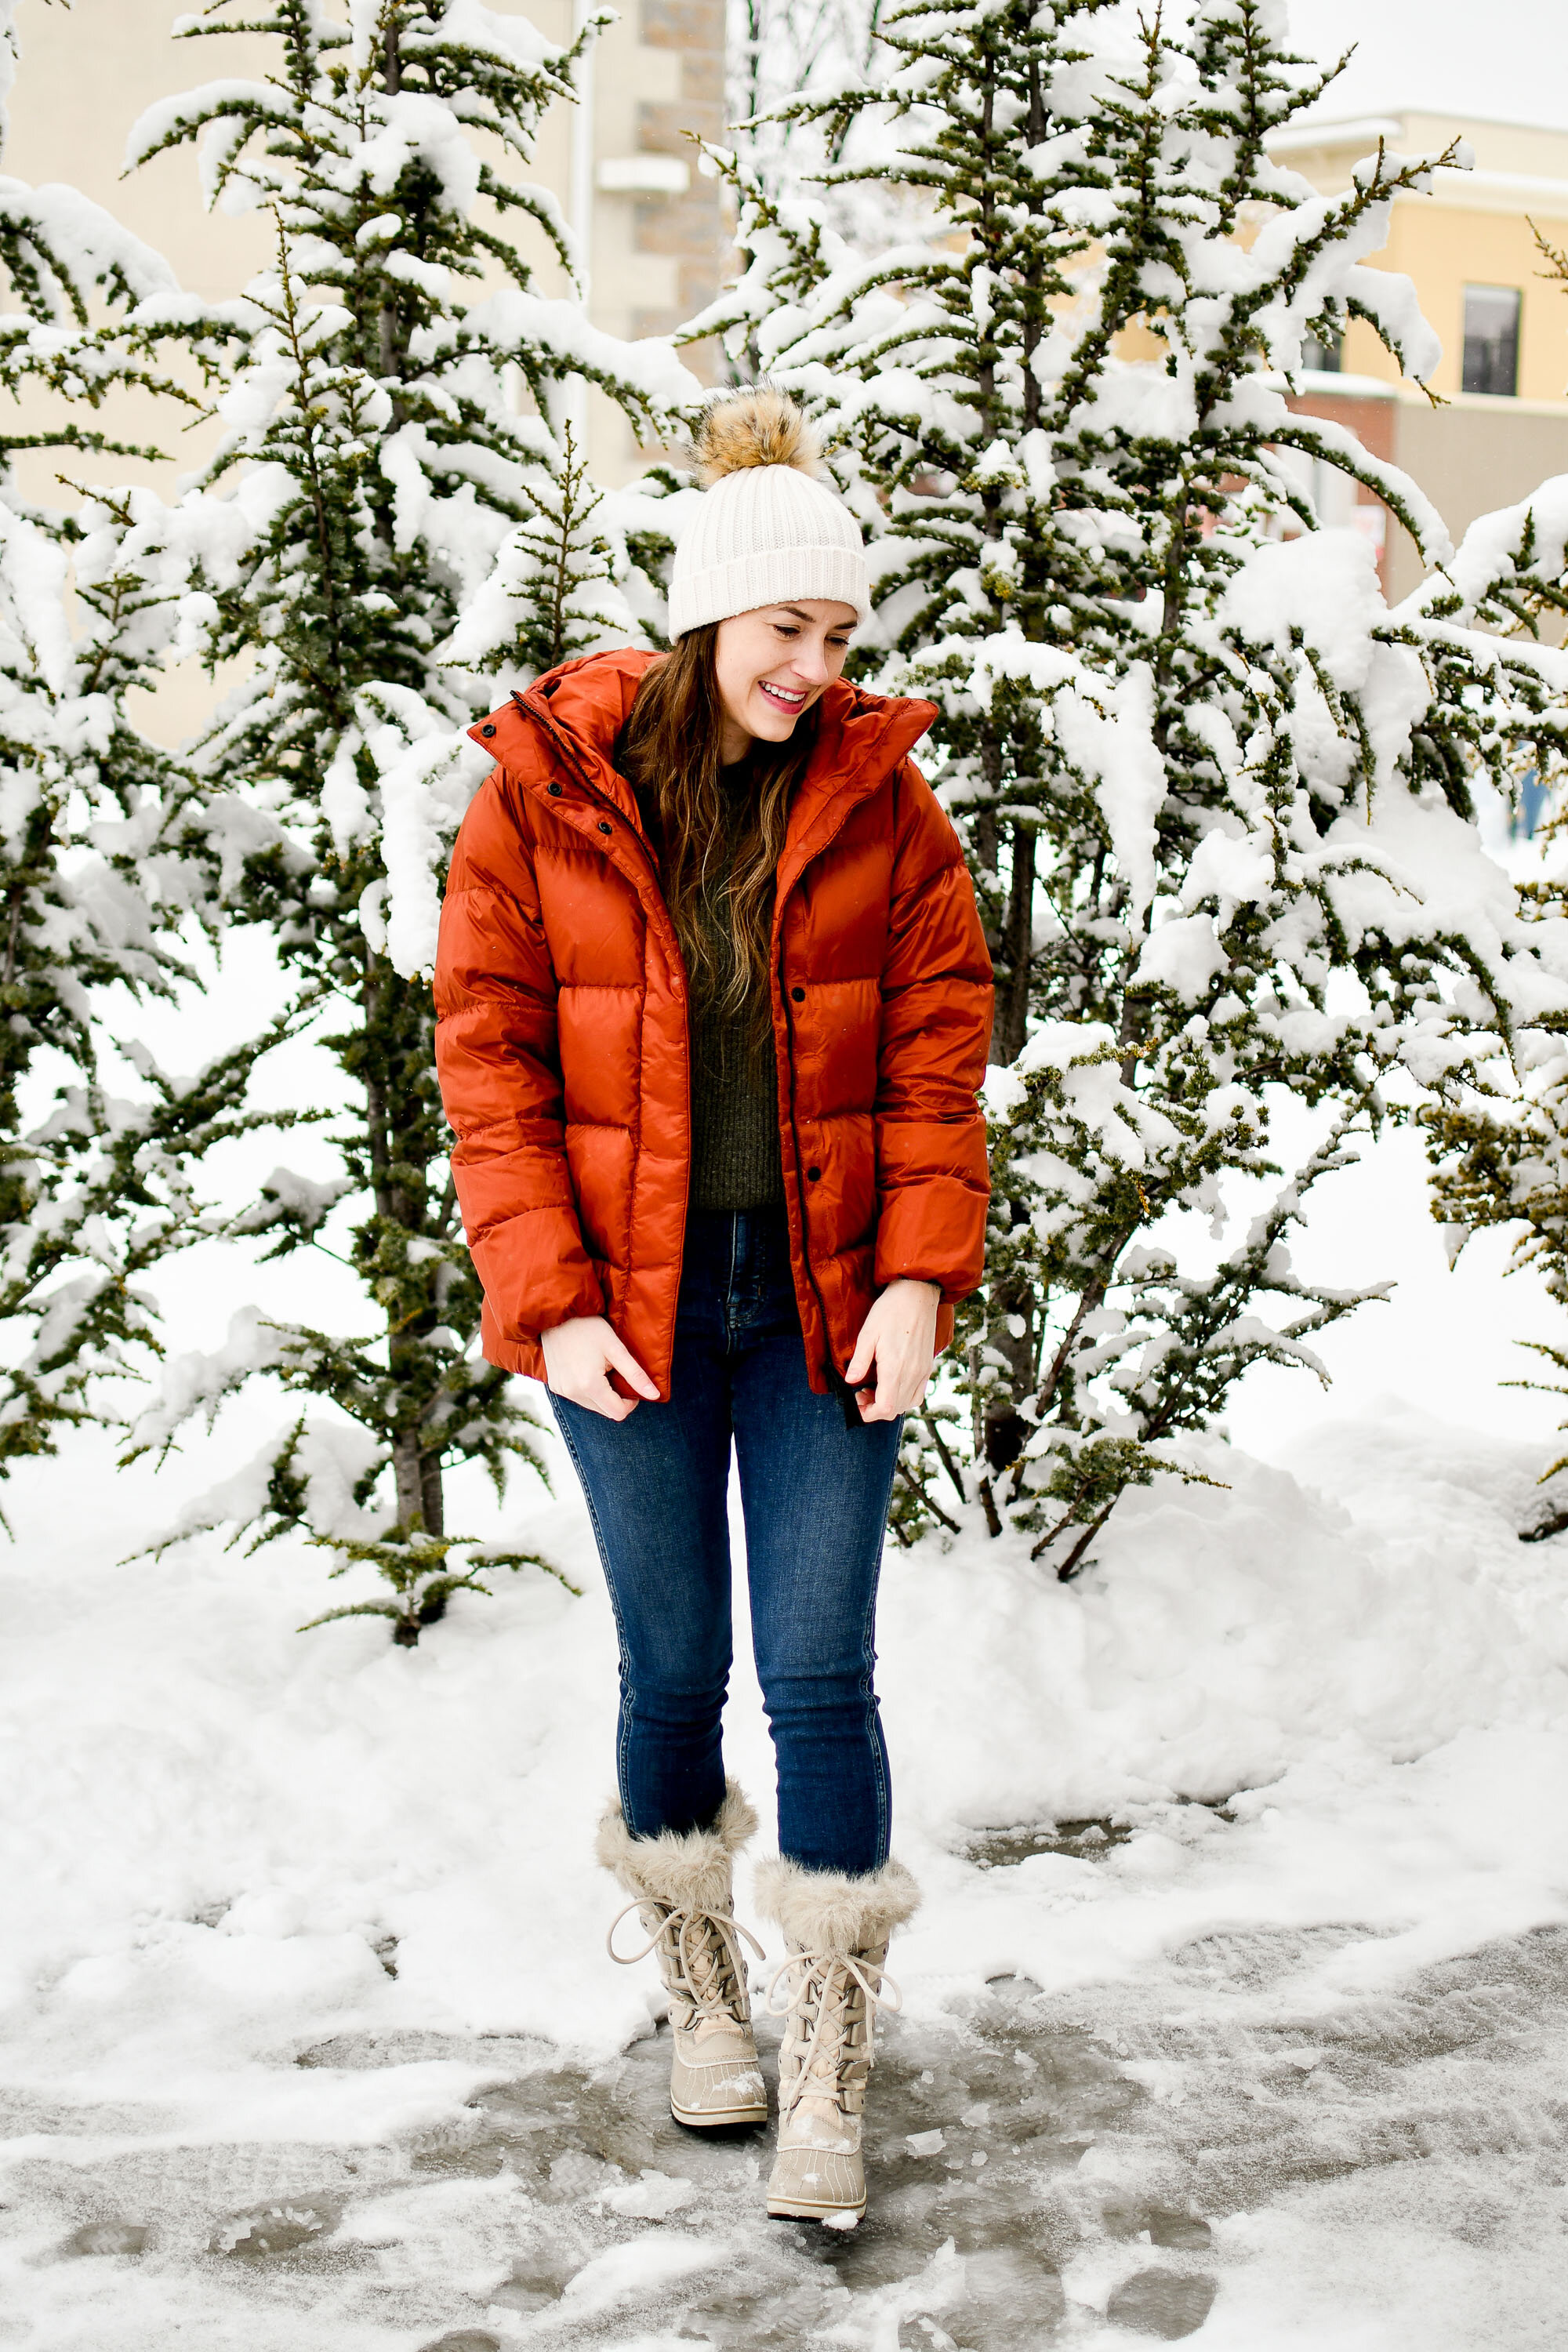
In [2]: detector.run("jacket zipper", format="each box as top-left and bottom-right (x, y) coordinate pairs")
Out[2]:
(778, 942), (864, 1425)
(772, 770), (906, 1423)
(513, 691), (695, 1352)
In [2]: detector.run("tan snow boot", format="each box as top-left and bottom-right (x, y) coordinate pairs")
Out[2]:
(756, 1856), (920, 2223)
(598, 1782), (768, 2130)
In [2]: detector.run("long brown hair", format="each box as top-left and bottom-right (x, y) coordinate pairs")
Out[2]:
(617, 625), (819, 1029)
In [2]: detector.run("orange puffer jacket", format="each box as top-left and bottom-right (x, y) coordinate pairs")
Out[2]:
(434, 649), (994, 1399)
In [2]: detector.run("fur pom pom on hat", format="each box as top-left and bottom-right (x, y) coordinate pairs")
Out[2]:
(668, 389), (871, 640)
(693, 388), (826, 485)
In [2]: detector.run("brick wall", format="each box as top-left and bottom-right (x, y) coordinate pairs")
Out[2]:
(633, 0), (728, 351)
(1287, 389), (1399, 591)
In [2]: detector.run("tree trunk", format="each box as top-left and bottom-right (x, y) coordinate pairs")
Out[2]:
(977, 726), (1007, 1062)
(378, 23), (405, 392)
(995, 821), (1035, 1066)
(391, 1430), (427, 1533)
(362, 943), (447, 1541)
(419, 1444), (445, 1537)
(980, 1272), (1036, 1486)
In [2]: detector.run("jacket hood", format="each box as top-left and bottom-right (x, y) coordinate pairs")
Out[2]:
(466, 648), (937, 826)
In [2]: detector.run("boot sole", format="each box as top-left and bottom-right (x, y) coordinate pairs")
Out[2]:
(768, 2194), (867, 2222)
(670, 2099), (768, 2131)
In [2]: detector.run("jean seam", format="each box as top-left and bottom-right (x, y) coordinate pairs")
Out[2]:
(726, 1209), (740, 1350)
(554, 1403), (638, 1821)
(861, 1414), (902, 1869)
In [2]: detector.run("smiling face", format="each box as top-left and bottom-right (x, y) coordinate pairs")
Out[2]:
(711, 600), (858, 764)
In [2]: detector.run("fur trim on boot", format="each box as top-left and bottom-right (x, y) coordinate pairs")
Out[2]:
(753, 1855), (920, 1955)
(598, 1782), (767, 2132)
(595, 1781), (759, 1915)
(756, 1857), (920, 2223)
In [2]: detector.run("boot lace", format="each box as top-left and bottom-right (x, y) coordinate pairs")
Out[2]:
(765, 1947), (902, 2118)
(608, 1901), (764, 2033)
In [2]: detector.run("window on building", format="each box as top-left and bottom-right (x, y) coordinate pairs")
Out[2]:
(1302, 328), (1342, 373)
(1462, 285), (1521, 396)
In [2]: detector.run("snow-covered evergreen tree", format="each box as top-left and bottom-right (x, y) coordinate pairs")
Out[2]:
(0, 0), (262, 1479)
(443, 422), (648, 680)
(1420, 241), (1568, 1537)
(118, 1), (697, 1629)
(728, 0), (922, 250)
(693, 0), (1568, 1566)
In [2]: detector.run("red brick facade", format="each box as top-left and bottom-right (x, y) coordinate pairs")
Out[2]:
(1286, 390), (1399, 590)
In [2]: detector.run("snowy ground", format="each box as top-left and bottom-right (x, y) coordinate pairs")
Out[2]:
(5, 916), (1568, 2345)
(5, 1344), (1568, 2346)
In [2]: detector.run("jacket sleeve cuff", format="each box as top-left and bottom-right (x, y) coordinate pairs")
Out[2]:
(874, 1178), (988, 1303)
(471, 1209), (605, 1341)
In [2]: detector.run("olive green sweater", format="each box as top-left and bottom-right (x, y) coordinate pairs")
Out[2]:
(688, 873), (786, 1214)
(632, 765), (786, 1214)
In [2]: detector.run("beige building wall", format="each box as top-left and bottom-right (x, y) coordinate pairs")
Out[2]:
(1388, 397), (1568, 601)
(4, 0), (726, 492)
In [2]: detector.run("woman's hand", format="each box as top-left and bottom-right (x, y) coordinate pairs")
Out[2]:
(844, 1279), (941, 1422)
(541, 1316), (659, 1421)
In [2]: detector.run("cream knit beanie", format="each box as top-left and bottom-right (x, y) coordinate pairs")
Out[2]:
(667, 390), (871, 640)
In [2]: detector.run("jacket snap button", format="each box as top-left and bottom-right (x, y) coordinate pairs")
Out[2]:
(547, 782), (562, 797)
(481, 723), (496, 737)
(597, 820), (612, 834)
(807, 1165), (822, 1181)
(791, 985), (805, 1002)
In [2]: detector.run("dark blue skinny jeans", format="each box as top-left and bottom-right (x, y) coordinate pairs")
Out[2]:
(551, 1206), (903, 1876)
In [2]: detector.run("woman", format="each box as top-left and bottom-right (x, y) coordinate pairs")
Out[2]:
(434, 390), (993, 2223)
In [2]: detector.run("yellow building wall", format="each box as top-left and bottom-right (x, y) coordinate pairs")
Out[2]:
(1367, 199), (1568, 402)
(1277, 113), (1568, 601)
(1281, 114), (1568, 405)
